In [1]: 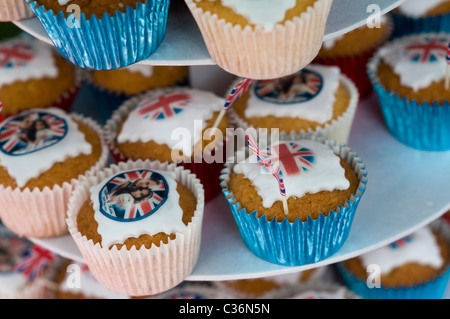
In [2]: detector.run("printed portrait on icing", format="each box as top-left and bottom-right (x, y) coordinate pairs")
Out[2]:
(99, 170), (169, 222)
(0, 111), (68, 156)
(254, 69), (323, 104)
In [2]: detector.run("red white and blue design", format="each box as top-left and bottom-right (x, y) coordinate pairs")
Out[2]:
(0, 110), (68, 156)
(137, 92), (191, 120)
(254, 69), (323, 104)
(246, 131), (286, 198)
(224, 78), (252, 109)
(14, 245), (56, 280)
(403, 36), (448, 63)
(0, 42), (35, 69)
(447, 41), (450, 64)
(389, 235), (413, 249)
(99, 169), (169, 222)
(270, 142), (316, 177)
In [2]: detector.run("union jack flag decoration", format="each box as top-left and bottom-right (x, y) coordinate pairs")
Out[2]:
(246, 131), (286, 198)
(224, 78), (252, 109)
(254, 69), (323, 103)
(271, 142), (315, 177)
(390, 235), (413, 249)
(100, 169), (169, 222)
(447, 41), (450, 64)
(404, 37), (448, 63)
(137, 92), (191, 120)
(0, 111), (68, 156)
(0, 42), (34, 68)
(14, 245), (56, 280)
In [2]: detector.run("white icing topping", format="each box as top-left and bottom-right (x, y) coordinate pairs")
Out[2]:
(322, 34), (345, 50)
(58, 0), (73, 5)
(359, 227), (444, 275)
(0, 108), (92, 188)
(234, 139), (350, 208)
(397, 0), (449, 17)
(58, 262), (130, 299)
(378, 33), (449, 91)
(124, 64), (154, 78)
(117, 88), (224, 158)
(244, 64), (340, 124)
(0, 273), (28, 296)
(220, 0), (297, 31)
(0, 38), (58, 90)
(90, 169), (186, 248)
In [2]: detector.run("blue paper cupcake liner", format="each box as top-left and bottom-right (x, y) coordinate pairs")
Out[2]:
(391, 12), (450, 39)
(337, 220), (450, 299)
(337, 263), (450, 299)
(219, 133), (368, 266)
(367, 34), (450, 151)
(27, 0), (170, 70)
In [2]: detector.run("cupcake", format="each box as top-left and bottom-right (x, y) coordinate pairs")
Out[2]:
(88, 64), (190, 123)
(104, 87), (230, 202)
(0, 35), (82, 118)
(184, 0), (333, 79)
(0, 0), (34, 21)
(26, 0), (170, 70)
(220, 133), (368, 266)
(217, 266), (334, 298)
(391, 0), (450, 38)
(0, 107), (108, 238)
(368, 32), (450, 151)
(0, 225), (57, 299)
(314, 16), (393, 99)
(55, 260), (133, 299)
(228, 64), (359, 144)
(338, 223), (450, 299)
(66, 160), (205, 296)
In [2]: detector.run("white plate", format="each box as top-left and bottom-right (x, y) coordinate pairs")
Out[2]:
(14, 0), (406, 66)
(29, 65), (450, 281)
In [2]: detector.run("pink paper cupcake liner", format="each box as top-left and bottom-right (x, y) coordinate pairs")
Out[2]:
(66, 159), (205, 296)
(184, 0), (333, 79)
(0, 0), (34, 21)
(0, 113), (109, 238)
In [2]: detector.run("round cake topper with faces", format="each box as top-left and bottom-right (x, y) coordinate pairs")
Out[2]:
(0, 110), (68, 156)
(98, 169), (170, 222)
(253, 68), (324, 104)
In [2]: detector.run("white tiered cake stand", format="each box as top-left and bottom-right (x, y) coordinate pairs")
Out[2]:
(12, 0), (450, 287)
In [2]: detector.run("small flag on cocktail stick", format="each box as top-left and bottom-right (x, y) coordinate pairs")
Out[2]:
(245, 130), (289, 216)
(210, 78), (253, 131)
(446, 42), (450, 90)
